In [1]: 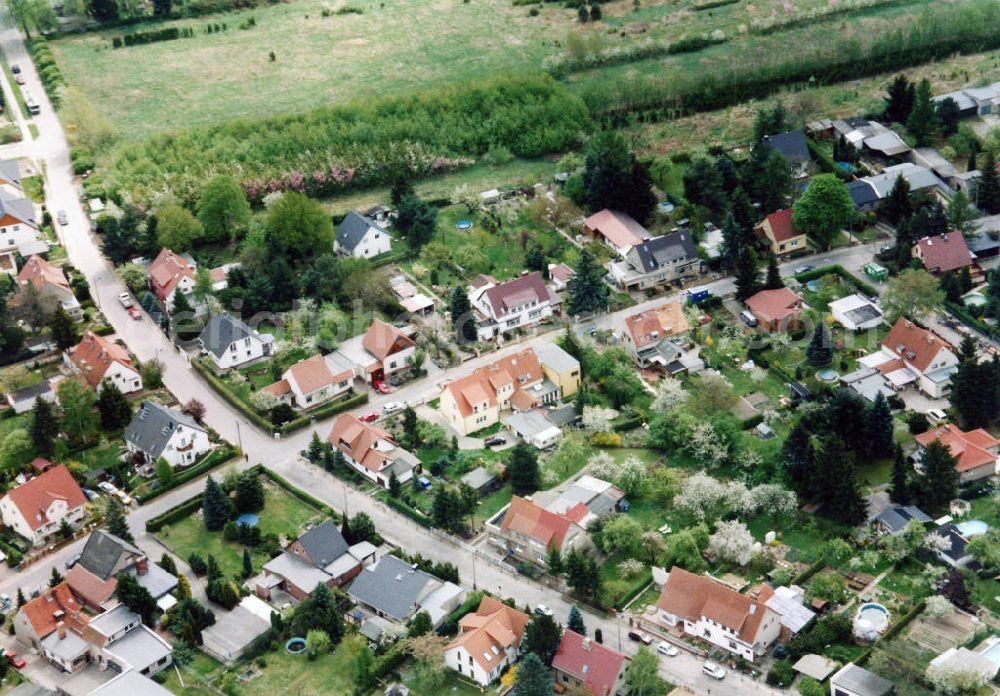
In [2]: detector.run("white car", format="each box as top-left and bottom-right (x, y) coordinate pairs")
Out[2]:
(926, 408), (947, 425)
(56, 210), (68, 226)
(533, 604), (554, 617)
(382, 401), (403, 414)
(657, 641), (679, 657)
(97, 481), (118, 495)
(117, 292), (133, 308)
(702, 661), (726, 680)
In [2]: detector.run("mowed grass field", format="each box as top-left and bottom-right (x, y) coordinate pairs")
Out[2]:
(48, 0), (922, 138)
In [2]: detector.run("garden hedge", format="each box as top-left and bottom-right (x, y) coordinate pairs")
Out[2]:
(794, 264), (878, 297)
(191, 359), (274, 431)
(145, 495), (202, 532)
(613, 571), (653, 610)
(945, 301), (1000, 340)
(384, 495), (432, 527)
(136, 445), (236, 503)
(276, 392), (369, 435)
(791, 554), (827, 586)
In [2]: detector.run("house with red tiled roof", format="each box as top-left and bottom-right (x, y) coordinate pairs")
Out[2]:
(328, 320), (417, 389)
(584, 209), (651, 257)
(857, 318), (958, 398)
(621, 302), (700, 372)
(755, 209), (807, 257)
(13, 581), (89, 653)
(486, 496), (591, 567)
(264, 354), (354, 410)
(653, 566), (781, 663)
(744, 287), (806, 333)
(444, 596), (529, 686)
(469, 271), (560, 340)
(552, 629), (629, 696)
(913, 233), (978, 276)
(0, 464), (87, 547)
(64, 331), (142, 394)
(915, 424), (1000, 483)
(147, 248), (196, 310)
(14, 255), (81, 320)
(327, 413), (420, 489)
(548, 263), (576, 292)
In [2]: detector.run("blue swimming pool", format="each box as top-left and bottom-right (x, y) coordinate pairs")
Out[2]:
(979, 639), (1000, 668)
(956, 519), (989, 537)
(235, 513), (259, 527)
(456, 219), (473, 230)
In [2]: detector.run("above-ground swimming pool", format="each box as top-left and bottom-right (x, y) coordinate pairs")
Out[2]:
(956, 519), (989, 537)
(235, 513), (259, 527)
(657, 201), (675, 214)
(853, 602), (890, 642)
(455, 219), (473, 230)
(817, 369), (839, 383)
(286, 637), (307, 655)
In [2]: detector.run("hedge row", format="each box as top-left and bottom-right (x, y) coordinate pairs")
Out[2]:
(260, 466), (338, 520)
(26, 38), (64, 107)
(277, 392), (369, 435)
(791, 554), (827, 585)
(945, 301), (1000, 341)
(384, 495), (433, 527)
(806, 138), (854, 182)
(136, 445), (236, 504)
(794, 264), (878, 297)
(613, 571), (653, 610)
(145, 495), (202, 532)
(112, 26), (195, 49)
(612, 414), (645, 433)
(191, 359), (274, 431)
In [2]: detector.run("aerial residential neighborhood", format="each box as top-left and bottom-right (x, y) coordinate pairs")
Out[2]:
(1, 1), (1000, 696)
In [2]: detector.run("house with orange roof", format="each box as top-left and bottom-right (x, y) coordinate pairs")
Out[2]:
(443, 596), (529, 686)
(621, 302), (701, 372)
(0, 464), (87, 547)
(264, 353), (354, 410)
(552, 629), (629, 696)
(653, 566), (781, 662)
(468, 271), (560, 340)
(13, 581), (90, 654)
(64, 331), (142, 394)
(744, 287), (806, 333)
(15, 255), (81, 320)
(147, 248), (196, 310)
(755, 209), (808, 257)
(486, 495), (591, 567)
(584, 209), (651, 257)
(327, 413), (420, 488)
(330, 319), (417, 388)
(857, 317), (958, 398)
(915, 424), (1000, 483)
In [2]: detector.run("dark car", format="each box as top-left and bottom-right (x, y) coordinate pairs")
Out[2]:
(10, 64), (20, 74)
(628, 630), (653, 645)
(484, 437), (506, 448)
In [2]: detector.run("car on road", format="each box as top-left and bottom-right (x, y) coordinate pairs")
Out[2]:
(117, 292), (133, 308)
(57, 210), (69, 226)
(628, 630), (653, 645)
(702, 661), (726, 680)
(127, 307), (141, 320)
(14, 74), (24, 85)
(66, 553), (81, 570)
(5, 651), (25, 669)
(10, 64), (19, 74)
(926, 408), (947, 425)
(484, 436), (506, 448)
(382, 401), (403, 415)
(373, 380), (390, 394)
(533, 604), (554, 617)
(794, 265), (815, 275)
(656, 641), (679, 657)
(360, 412), (379, 423)
(0, 594), (10, 610)
(98, 481), (119, 496)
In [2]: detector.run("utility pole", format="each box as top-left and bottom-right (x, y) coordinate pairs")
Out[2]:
(235, 419), (243, 456)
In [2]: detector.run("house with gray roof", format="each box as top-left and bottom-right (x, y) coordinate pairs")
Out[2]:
(609, 230), (701, 292)
(0, 159), (23, 195)
(502, 409), (562, 449)
(348, 554), (460, 625)
(934, 81), (1000, 117)
(459, 466), (499, 495)
(66, 532), (177, 611)
(848, 180), (880, 211)
(874, 505), (932, 535)
(829, 663), (894, 696)
(6, 378), (57, 414)
(198, 313), (274, 370)
(761, 130), (813, 178)
(201, 596), (274, 663)
(335, 211), (392, 260)
(124, 400), (210, 470)
(87, 669), (174, 696)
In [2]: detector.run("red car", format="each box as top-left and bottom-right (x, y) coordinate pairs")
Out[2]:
(360, 412), (379, 423)
(373, 380), (390, 394)
(5, 650), (25, 669)
(127, 307), (141, 320)
(14, 75), (24, 85)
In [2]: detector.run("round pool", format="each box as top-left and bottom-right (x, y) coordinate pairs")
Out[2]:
(456, 219), (473, 230)
(964, 294), (988, 307)
(657, 201), (675, 214)
(235, 513), (259, 527)
(956, 519), (989, 537)
(853, 602), (890, 642)
(285, 637), (307, 655)
(817, 369), (839, 383)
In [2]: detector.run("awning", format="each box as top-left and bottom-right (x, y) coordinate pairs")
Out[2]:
(884, 368), (917, 387)
(157, 594), (178, 612)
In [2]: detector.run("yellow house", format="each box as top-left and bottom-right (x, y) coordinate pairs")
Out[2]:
(535, 342), (580, 398)
(755, 209), (807, 257)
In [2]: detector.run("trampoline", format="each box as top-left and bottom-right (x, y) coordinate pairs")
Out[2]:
(456, 219), (473, 230)
(235, 513), (259, 527)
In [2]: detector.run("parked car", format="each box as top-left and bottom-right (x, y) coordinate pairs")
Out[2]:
(533, 604), (554, 617)
(127, 307), (141, 320)
(702, 661), (726, 680)
(794, 265), (815, 275)
(628, 630), (653, 645)
(82, 487), (99, 502)
(926, 408), (947, 425)
(484, 436), (506, 448)
(360, 412), (379, 423)
(97, 481), (119, 496)
(14, 74), (24, 85)
(0, 594), (10, 610)
(382, 401), (403, 415)
(65, 554), (81, 570)
(117, 292), (133, 308)
(372, 380), (390, 394)
(5, 651), (25, 669)
(57, 210), (69, 226)
(114, 490), (132, 506)
(657, 641), (679, 657)
(11, 64), (20, 74)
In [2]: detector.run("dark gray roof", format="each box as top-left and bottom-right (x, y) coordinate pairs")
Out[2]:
(967, 233), (1000, 254)
(831, 664), (893, 696)
(848, 180), (879, 207)
(632, 231), (698, 272)
(124, 400), (205, 460)
(297, 520), (350, 568)
(0, 189), (35, 227)
(460, 466), (496, 491)
(198, 313), (264, 359)
(938, 524), (970, 561)
(337, 211), (386, 252)
(875, 505), (931, 533)
(348, 554), (438, 622)
(78, 531), (142, 581)
(761, 130), (811, 164)
(8, 379), (52, 402)
(0, 159), (22, 189)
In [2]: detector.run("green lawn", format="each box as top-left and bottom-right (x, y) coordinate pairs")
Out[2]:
(161, 652), (222, 696)
(75, 440), (125, 471)
(240, 645), (355, 696)
(156, 480), (323, 577)
(403, 668), (485, 696)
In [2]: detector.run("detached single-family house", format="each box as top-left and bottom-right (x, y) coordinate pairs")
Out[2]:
(833, 118), (910, 160)
(469, 271), (559, 339)
(200, 595), (275, 664)
(13, 582), (89, 657)
(552, 629), (629, 696)
(583, 209), (651, 257)
(861, 162), (953, 201)
(933, 523), (978, 569)
(608, 230), (701, 292)
(829, 663), (894, 696)
(487, 495), (591, 566)
(914, 423), (1000, 483)
(744, 288), (806, 333)
(124, 400), (211, 470)
(264, 353), (353, 410)
(848, 180), (881, 211)
(66, 531), (177, 611)
(444, 596), (528, 687)
(198, 313), (274, 370)
(327, 413), (420, 488)
(653, 566), (781, 663)
(65, 332), (142, 394)
(15, 256), (81, 320)
(6, 378), (57, 414)
(760, 130), (813, 178)
(873, 505), (932, 535)
(147, 248), (196, 311)
(348, 554), (463, 626)
(536, 475), (626, 530)
(621, 302), (700, 372)
(0, 188), (41, 273)
(0, 464), (87, 547)
(548, 263), (576, 292)
(913, 233), (977, 276)
(335, 211), (392, 260)
(82, 603), (173, 677)
(330, 320), (417, 388)
(858, 318), (958, 398)
(501, 409), (562, 449)
(755, 209), (807, 257)
(755, 585), (816, 641)
(258, 520), (376, 601)
(830, 294), (884, 331)
(533, 342), (581, 398)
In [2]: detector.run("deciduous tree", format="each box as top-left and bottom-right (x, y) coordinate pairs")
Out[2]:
(792, 174), (854, 250)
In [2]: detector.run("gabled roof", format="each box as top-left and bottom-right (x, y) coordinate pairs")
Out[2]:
(3, 464), (86, 531)
(848, 180), (879, 207)
(915, 424), (999, 473)
(500, 496), (573, 550)
(549, 263), (576, 283)
(147, 248), (196, 302)
(625, 302), (690, 349)
(830, 663), (893, 696)
(553, 629), (628, 696)
(198, 314), (268, 359)
(76, 530), (143, 581)
(446, 596), (529, 674)
(482, 272), (551, 319)
(881, 318), (953, 373)
(8, 379), (53, 404)
(0, 159), (22, 189)
(656, 567), (772, 644)
(0, 189), (36, 227)
(443, 347), (545, 418)
(584, 209), (651, 250)
(328, 413), (400, 473)
(760, 130), (811, 163)
(336, 211), (387, 252)
(914, 233), (974, 273)
(362, 319), (416, 361)
(759, 209), (802, 243)
(17, 255), (69, 293)
(65, 563), (117, 608)
(347, 554), (439, 621)
(286, 354), (347, 395)
(745, 287), (804, 324)
(875, 505), (933, 532)
(295, 520), (350, 568)
(124, 400), (206, 460)
(67, 332), (134, 387)
(18, 582), (87, 639)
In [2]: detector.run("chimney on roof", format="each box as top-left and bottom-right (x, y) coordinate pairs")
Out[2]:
(582, 637), (591, 651)
(135, 557), (149, 576)
(57, 621), (66, 640)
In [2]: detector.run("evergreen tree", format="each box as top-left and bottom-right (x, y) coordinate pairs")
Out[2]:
(764, 254), (783, 290)
(884, 74), (915, 123)
(546, 547), (564, 577)
(16, 588), (25, 608)
(170, 290), (202, 341)
(408, 611), (433, 637)
(29, 397), (57, 459)
(522, 614), (562, 665)
(340, 514), (353, 544)
(307, 432), (324, 463)
(152, 0), (171, 16)
(290, 582), (344, 644)
(388, 471), (401, 497)
(968, 150), (978, 173)
(906, 79), (939, 147)
(156, 458), (173, 486)
(683, 158), (728, 221)
(714, 154), (740, 194)
(805, 324), (832, 366)
(567, 248), (609, 316)
(719, 212), (747, 272)
(729, 185), (758, 233)
(390, 175), (414, 207)
(449, 286), (476, 343)
(512, 653), (551, 696)
(915, 440), (959, 509)
(49, 308), (79, 351)
(106, 501), (134, 543)
(116, 572), (157, 626)
(882, 176), (912, 226)
(49, 566), (62, 588)
(157, 553), (178, 576)
(508, 444), (540, 495)
(869, 392), (894, 459)
(978, 150), (1000, 215)
(202, 476), (231, 532)
(582, 131), (656, 224)
(936, 97), (961, 137)
(813, 437), (866, 525)
(401, 406), (419, 449)
(97, 381), (132, 431)
(233, 472), (264, 513)
(89, 0), (119, 22)
(396, 195), (438, 249)
(431, 487), (464, 534)
(241, 548), (253, 578)
(733, 246), (759, 302)
(889, 444), (910, 505)
(567, 605), (586, 635)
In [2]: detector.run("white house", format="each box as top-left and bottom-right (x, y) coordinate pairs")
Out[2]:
(334, 211), (392, 260)
(15, 255), (81, 320)
(469, 272), (558, 340)
(147, 248), (197, 311)
(653, 567), (781, 663)
(197, 313), (274, 370)
(65, 332), (142, 394)
(608, 231), (701, 292)
(330, 320), (417, 387)
(444, 596), (529, 686)
(327, 413), (420, 488)
(858, 318), (958, 398)
(830, 294), (885, 331)
(264, 354), (354, 410)
(0, 464), (88, 547)
(124, 401), (211, 470)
